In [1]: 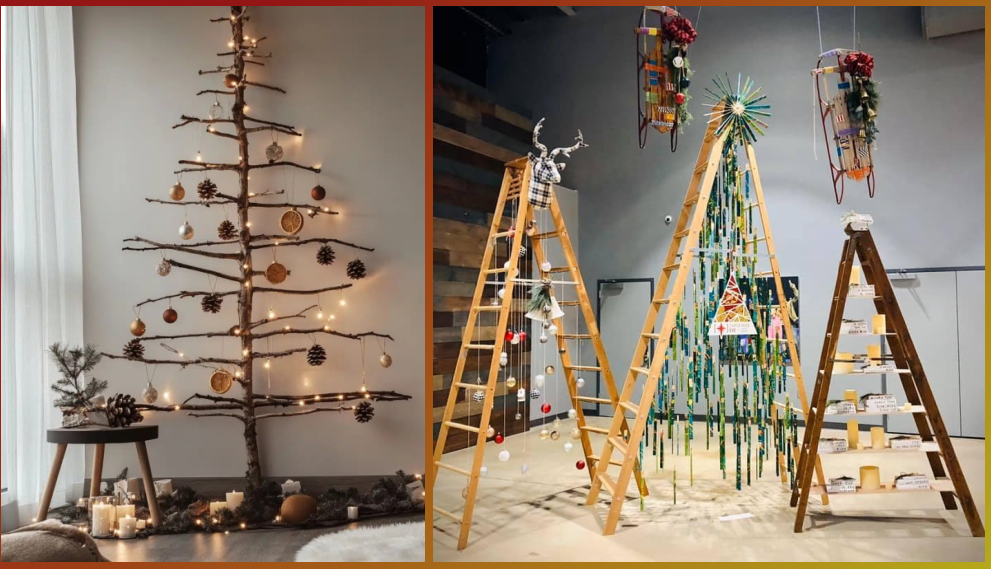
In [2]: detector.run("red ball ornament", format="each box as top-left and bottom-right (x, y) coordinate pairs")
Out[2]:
(504, 330), (515, 342)
(540, 403), (552, 414)
(675, 92), (686, 105)
(576, 460), (586, 470)
(518, 331), (527, 342)
(494, 433), (505, 444)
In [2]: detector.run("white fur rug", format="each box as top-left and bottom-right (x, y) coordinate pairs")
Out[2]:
(295, 521), (424, 562)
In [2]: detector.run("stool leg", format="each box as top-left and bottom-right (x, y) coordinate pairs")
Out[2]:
(134, 441), (162, 527)
(37, 444), (68, 523)
(90, 444), (105, 498)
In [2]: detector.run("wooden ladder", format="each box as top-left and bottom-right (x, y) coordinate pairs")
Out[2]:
(791, 225), (984, 537)
(432, 157), (645, 551)
(585, 113), (827, 535)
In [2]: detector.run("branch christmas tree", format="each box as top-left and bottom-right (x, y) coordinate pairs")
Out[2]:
(101, 6), (411, 486)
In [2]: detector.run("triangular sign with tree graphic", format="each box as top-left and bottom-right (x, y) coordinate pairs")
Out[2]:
(709, 271), (757, 336)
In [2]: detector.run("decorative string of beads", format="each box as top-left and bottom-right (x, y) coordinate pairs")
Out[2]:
(217, 219), (237, 240)
(354, 401), (375, 423)
(346, 259), (367, 280)
(316, 245), (336, 266)
(123, 339), (145, 359)
(306, 344), (327, 366)
(197, 179), (219, 201)
(201, 293), (223, 314)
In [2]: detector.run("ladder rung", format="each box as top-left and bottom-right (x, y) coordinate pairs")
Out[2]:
(588, 455), (624, 467)
(435, 461), (471, 477)
(693, 161), (708, 174)
(755, 271), (773, 277)
(532, 231), (560, 240)
(465, 344), (495, 351)
(642, 333), (661, 340)
(491, 230), (513, 239)
(576, 396), (612, 404)
(752, 236), (767, 243)
(484, 268), (509, 275)
(544, 267), (570, 274)
(558, 300), (580, 306)
(569, 365), (602, 372)
(608, 436), (628, 456)
(673, 229), (690, 239)
(631, 366), (651, 376)
(559, 333), (592, 340)
(473, 305), (501, 312)
(444, 421), (480, 434)
(597, 473), (617, 496)
(652, 297), (672, 305)
(454, 382), (486, 390)
(433, 505), (462, 522)
(619, 401), (639, 414)
(662, 263), (680, 272)
(684, 195), (700, 206)
(580, 425), (609, 435)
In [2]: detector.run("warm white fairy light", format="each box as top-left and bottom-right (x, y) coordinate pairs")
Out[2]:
(298, 400), (305, 406)
(245, 221), (252, 228)
(360, 385), (367, 393)
(338, 395), (344, 400)
(314, 395), (321, 401)
(322, 207), (330, 212)
(364, 393), (370, 399)
(284, 325), (291, 331)
(228, 41), (234, 47)
(243, 263), (250, 269)
(178, 352), (185, 358)
(244, 280), (251, 288)
(264, 359), (271, 369)
(323, 325), (330, 331)
(233, 328), (241, 336)
(195, 152), (203, 162)
(307, 209), (315, 215)
(163, 391), (171, 401)
(195, 519), (203, 526)
(243, 104), (249, 111)
(268, 308), (276, 319)
(316, 308), (324, 320)
(174, 405), (181, 411)
(242, 348), (250, 356)
(234, 370), (243, 378)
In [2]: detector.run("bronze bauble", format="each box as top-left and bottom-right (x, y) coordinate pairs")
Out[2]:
(163, 308), (178, 324)
(130, 318), (146, 336)
(224, 73), (239, 88)
(169, 183), (185, 201)
(311, 185), (326, 201)
(279, 495), (318, 524)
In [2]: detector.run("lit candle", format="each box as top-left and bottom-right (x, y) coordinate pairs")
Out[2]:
(91, 503), (115, 537)
(136, 519), (147, 530)
(116, 504), (135, 521)
(210, 501), (228, 516)
(118, 516), (137, 540)
(226, 491), (244, 512)
(347, 506), (359, 521)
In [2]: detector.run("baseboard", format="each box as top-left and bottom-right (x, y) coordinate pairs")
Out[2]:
(83, 475), (402, 499)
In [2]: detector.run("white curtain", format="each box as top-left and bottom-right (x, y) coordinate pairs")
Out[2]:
(2, 5), (86, 527)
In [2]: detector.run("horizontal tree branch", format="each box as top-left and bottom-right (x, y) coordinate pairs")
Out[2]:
(172, 115), (235, 130)
(246, 305), (317, 331)
(166, 258), (243, 283)
(257, 390), (412, 404)
(198, 66), (233, 76)
(253, 348), (307, 359)
(196, 89), (236, 96)
(244, 115), (296, 131)
(243, 201), (337, 217)
(251, 237), (373, 253)
(134, 329), (237, 342)
(144, 197), (237, 207)
(255, 407), (348, 421)
(189, 412), (246, 420)
(248, 161), (320, 173)
(252, 283), (353, 296)
(177, 160), (242, 171)
(123, 237), (241, 260)
(101, 352), (241, 366)
(242, 80), (286, 94)
(207, 129), (239, 141)
(244, 125), (301, 137)
(134, 290), (238, 308)
(250, 327), (394, 342)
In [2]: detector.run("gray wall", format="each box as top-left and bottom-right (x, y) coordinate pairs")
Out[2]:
(488, 6), (984, 414)
(74, 6), (424, 478)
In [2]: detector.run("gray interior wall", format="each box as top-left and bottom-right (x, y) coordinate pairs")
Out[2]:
(74, 6), (424, 478)
(488, 6), (984, 419)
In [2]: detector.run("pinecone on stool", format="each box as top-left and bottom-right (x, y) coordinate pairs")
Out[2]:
(307, 344), (327, 366)
(123, 339), (145, 359)
(105, 394), (144, 428)
(316, 245), (336, 266)
(201, 293), (223, 314)
(217, 219), (237, 240)
(354, 401), (375, 423)
(346, 259), (366, 280)
(197, 178), (218, 201)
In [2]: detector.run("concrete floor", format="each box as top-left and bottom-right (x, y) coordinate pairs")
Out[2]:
(433, 417), (985, 562)
(97, 513), (424, 562)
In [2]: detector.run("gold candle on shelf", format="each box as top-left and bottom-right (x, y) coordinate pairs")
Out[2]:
(860, 465), (881, 491)
(866, 344), (882, 365)
(849, 266), (861, 286)
(844, 389), (858, 404)
(871, 426), (886, 450)
(872, 314), (886, 334)
(835, 352), (854, 374)
(847, 420), (859, 448)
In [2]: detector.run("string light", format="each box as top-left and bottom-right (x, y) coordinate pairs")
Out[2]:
(243, 104), (249, 112)
(323, 325), (330, 332)
(284, 325), (291, 331)
(268, 307), (276, 319)
(264, 359), (271, 369)
(178, 352), (185, 358)
(338, 395), (344, 400)
(298, 400), (305, 406)
(314, 395), (321, 401)
(174, 405), (181, 411)
(163, 391), (171, 401)
(316, 308), (324, 320)
(240, 523), (247, 530)
(195, 519), (203, 526)
(234, 370), (243, 378)
(232, 328), (241, 336)
(244, 280), (251, 288)
(228, 41), (234, 47)
(242, 348), (250, 356)
(245, 221), (252, 228)
(195, 152), (203, 162)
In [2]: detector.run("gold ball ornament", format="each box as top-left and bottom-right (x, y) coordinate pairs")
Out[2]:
(505, 376), (517, 388)
(280, 209), (304, 235)
(545, 365), (556, 375)
(570, 428), (582, 440)
(379, 352), (393, 368)
(169, 183), (185, 201)
(163, 308), (178, 324)
(279, 494), (318, 524)
(539, 428), (550, 440)
(209, 369), (233, 394)
(265, 262), (288, 284)
(130, 318), (146, 336)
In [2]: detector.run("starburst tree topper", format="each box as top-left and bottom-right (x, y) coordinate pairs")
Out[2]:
(703, 74), (771, 144)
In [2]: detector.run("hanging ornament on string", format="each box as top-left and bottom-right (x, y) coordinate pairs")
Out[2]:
(197, 178), (218, 201)
(265, 261), (288, 284)
(265, 134), (284, 164)
(346, 258), (367, 280)
(506, 376), (517, 388)
(307, 343), (327, 366)
(223, 73), (239, 88)
(169, 175), (185, 201)
(498, 450), (510, 462)
(142, 364), (159, 404)
(499, 352), (508, 367)
(201, 276), (223, 314)
(156, 256), (172, 277)
(163, 299), (178, 324)
(208, 97), (224, 120)
(494, 433), (505, 445)
(316, 244), (336, 266)
(354, 400), (375, 423)
(130, 308), (146, 337)
(311, 174), (326, 200)
(279, 165), (304, 234)
(123, 339), (145, 360)
(525, 219), (538, 237)
(218, 205), (237, 240)
(377, 338), (393, 368)
(210, 368), (233, 395)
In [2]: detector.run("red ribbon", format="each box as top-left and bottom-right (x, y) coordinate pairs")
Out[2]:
(663, 17), (697, 46)
(843, 51), (874, 78)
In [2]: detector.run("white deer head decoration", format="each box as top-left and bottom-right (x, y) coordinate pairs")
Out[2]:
(527, 118), (587, 209)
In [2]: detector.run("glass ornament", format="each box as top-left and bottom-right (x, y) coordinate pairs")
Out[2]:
(539, 428), (550, 440)
(498, 450), (510, 462)
(564, 441), (574, 453)
(550, 431), (560, 441)
(567, 408), (578, 419)
(506, 376), (517, 388)
(486, 426), (496, 438)
(265, 141), (284, 163)
(570, 427), (581, 440)
(534, 374), (545, 388)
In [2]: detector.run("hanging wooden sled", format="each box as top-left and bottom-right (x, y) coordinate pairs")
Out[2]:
(813, 48), (879, 204)
(636, 6), (696, 151)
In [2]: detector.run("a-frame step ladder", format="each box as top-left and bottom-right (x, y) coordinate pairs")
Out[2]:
(432, 157), (645, 551)
(585, 110), (827, 536)
(791, 224), (984, 537)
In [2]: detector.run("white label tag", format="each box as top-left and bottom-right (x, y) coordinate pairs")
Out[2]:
(862, 363), (896, 373)
(827, 478), (857, 493)
(818, 438), (848, 454)
(864, 394), (898, 413)
(894, 475), (930, 490)
(825, 401), (857, 416)
(849, 284), (876, 298)
(840, 320), (870, 335)
(890, 437), (923, 450)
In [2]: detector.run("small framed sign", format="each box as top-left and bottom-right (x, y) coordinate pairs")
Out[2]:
(827, 477), (857, 494)
(848, 284), (876, 298)
(862, 394), (898, 414)
(818, 438), (848, 454)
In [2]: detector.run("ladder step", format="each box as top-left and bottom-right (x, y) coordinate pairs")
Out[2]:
(588, 455), (624, 467)
(580, 425), (609, 435)
(433, 505), (463, 522)
(608, 436), (629, 456)
(576, 396), (612, 404)
(435, 461), (472, 477)
(693, 161), (708, 174)
(558, 300), (580, 306)
(444, 421), (480, 434)
(684, 195), (700, 206)
(532, 231), (560, 240)
(465, 344), (496, 351)
(631, 366), (651, 376)
(491, 230), (514, 239)
(559, 333), (592, 340)
(755, 271), (773, 277)
(662, 263), (680, 272)
(473, 305), (501, 312)
(652, 297), (672, 305)
(619, 401), (639, 414)
(597, 473), (617, 496)
(642, 333), (661, 340)
(454, 382), (487, 390)
(544, 267), (570, 274)
(569, 365), (602, 372)
(484, 268), (509, 275)
(673, 229), (690, 239)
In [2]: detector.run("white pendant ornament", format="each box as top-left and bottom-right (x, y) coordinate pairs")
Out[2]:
(548, 324), (559, 335)
(208, 101), (224, 120)
(379, 352), (393, 368)
(520, 464), (529, 475)
(534, 374), (545, 388)
(576, 377), (586, 389)
(480, 466), (488, 476)
(673, 55), (684, 68)
(156, 259), (172, 277)
(540, 260), (552, 273)
(486, 426), (496, 438)
(564, 441), (574, 453)
(503, 261), (511, 269)
(179, 221), (194, 240)
(497, 288), (506, 299)
(499, 352), (508, 367)
(142, 382), (158, 404)
(539, 333), (548, 344)
(506, 376), (517, 388)
(517, 388), (526, 403)
(265, 141), (284, 163)
(498, 450), (510, 462)
(567, 408), (577, 419)
(510, 334), (520, 346)
(515, 412), (522, 420)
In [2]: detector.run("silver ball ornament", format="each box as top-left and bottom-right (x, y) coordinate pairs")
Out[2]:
(379, 352), (393, 368)
(156, 259), (172, 277)
(576, 377), (586, 389)
(142, 382), (159, 404)
(179, 221), (195, 240)
(540, 260), (552, 272)
(567, 408), (578, 419)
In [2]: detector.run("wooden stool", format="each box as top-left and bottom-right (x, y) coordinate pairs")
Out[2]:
(38, 425), (163, 527)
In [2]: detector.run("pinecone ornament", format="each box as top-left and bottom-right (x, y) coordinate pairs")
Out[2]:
(201, 293), (223, 314)
(346, 259), (367, 280)
(123, 339), (145, 359)
(197, 178), (218, 201)
(316, 245), (336, 266)
(307, 344), (327, 366)
(354, 401), (375, 423)
(218, 219), (237, 240)
(105, 394), (144, 428)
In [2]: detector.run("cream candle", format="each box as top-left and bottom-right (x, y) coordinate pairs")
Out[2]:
(118, 516), (137, 540)
(226, 491), (244, 512)
(136, 519), (147, 530)
(210, 501), (228, 516)
(116, 504), (135, 521)
(849, 266), (861, 286)
(347, 506), (359, 521)
(91, 503), (115, 537)
(872, 314), (886, 334)
(860, 465), (881, 491)
(871, 426), (886, 450)
(866, 344), (881, 365)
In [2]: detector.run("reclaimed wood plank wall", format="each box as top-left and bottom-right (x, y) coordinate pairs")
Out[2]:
(432, 68), (535, 453)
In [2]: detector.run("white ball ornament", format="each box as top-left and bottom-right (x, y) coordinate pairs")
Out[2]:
(534, 374), (545, 388)
(540, 260), (552, 273)
(539, 333), (548, 344)
(567, 408), (578, 419)
(564, 442), (574, 453)
(497, 288), (506, 299)
(510, 334), (520, 345)
(498, 450), (511, 462)
(179, 221), (195, 240)
(576, 377), (586, 389)
(480, 466), (488, 476)
(486, 426), (496, 438)
(548, 324), (558, 335)
(504, 260), (511, 269)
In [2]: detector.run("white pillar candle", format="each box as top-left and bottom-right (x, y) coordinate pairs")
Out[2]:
(91, 503), (115, 537)
(347, 506), (359, 521)
(226, 491), (244, 512)
(116, 504), (135, 521)
(136, 519), (146, 530)
(849, 266), (861, 286)
(209, 501), (228, 516)
(118, 516), (137, 540)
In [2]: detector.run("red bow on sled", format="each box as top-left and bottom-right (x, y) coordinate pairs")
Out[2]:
(663, 17), (697, 45)
(843, 51), (874, 78)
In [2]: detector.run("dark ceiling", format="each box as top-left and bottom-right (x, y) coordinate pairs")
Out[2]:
(433, 6), (575, 87)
